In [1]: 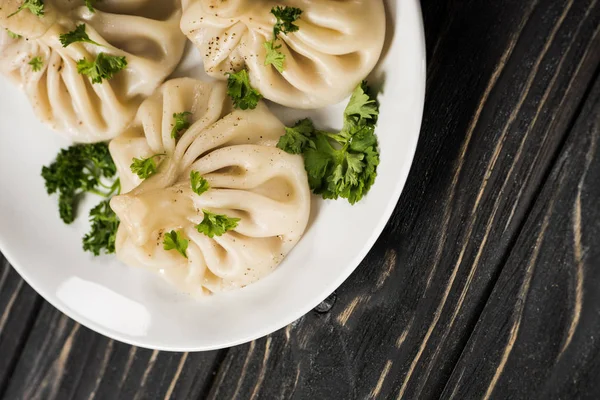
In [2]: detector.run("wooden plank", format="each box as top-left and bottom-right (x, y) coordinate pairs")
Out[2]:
(203, 0), (600, 399)
(441, 65), (600, 400)
(0, 257), (41, 398)
(2, 302), (225, 400)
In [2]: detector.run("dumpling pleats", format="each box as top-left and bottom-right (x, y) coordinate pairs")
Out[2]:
(180, 0), (386, 109)
(0, 0), (186, 142)
(110, 78), (311, 296)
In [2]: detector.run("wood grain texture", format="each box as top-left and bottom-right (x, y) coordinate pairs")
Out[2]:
(441, 68), (600, 400)
(1, 0), (600, 399)
(0, 257), (41, 399)
(2, 302), (225, 400)
(203, 0), (600, 398)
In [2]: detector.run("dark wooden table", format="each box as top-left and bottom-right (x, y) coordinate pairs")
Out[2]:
(1, 0), (600, 399)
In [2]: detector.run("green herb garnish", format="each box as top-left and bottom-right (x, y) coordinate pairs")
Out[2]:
(83, 200), (119, 256)
(264, 40), (285, 73)
(163, 230), (189, 258)
(171, 111), (192, 139)
(190, 171), (210, 196)
(28, 56), (43, 72)
(60, 24), (102, 47)
(130, 154), (164, 180)
(226, 69), (262, 110)
(76, 52), (127, 84)
(263, 6), (302, 72)
(195, 210), (240, 238)
(7, 0), (44, 18)
(41, 143), (120, 224)
(84, 0), (99, 13)
(42, 143), (120, 256)
(6, 30), (22, 39)
(277, 82), (380, 204)
(271, 6), (302, 37)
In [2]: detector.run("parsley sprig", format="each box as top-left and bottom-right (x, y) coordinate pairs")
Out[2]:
(272, 6), (302, 37)
(171, 112), (192, 139)
(77, 52), (127, 84)
(28, 56), (43, 72)
(190, 171), (210, 196)
(60, 24), (102, 48)
(41, 143), (120, 224)
(83, 200), (119, 256)
(277, 82), (380, 204)
(196, 210), (240, 238)
(84, 0), (98, 13)
(7, 0), (44, 18)
(264, 6), (302, 72)
(42, 143), (121, 256)
(6, 30), (22, 39)
(163, 230), (189, 258)
(226, 69), (262, 110)
(264, 41), (285, 73)
(130, 154), (164, 180)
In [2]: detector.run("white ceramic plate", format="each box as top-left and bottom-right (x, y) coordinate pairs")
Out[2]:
(0, 0), (425, 351)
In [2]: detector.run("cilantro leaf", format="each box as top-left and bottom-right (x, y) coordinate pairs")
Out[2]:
(84, 0), (99, 13)
(7, 0), (44, 18)
(226, 69), (262, 110)
(277, 118), (316, 155)
(278, 82), (380, 204)
(163, 230), (188, 258)
(171, 111), (192, 139)
(190, 171), (210, 196)
(303, 134), (337, 193)
(28, 56), (43, 72)
(6, 30), (22, 39)
(344, 81), (379, 126)
(76, 52), (127, 84)
(264, 40), (285, 73)
(82, 200), (119, 256)
(41, 143), (120, 224)
(263, 6), (302, 73)
(195, 210), (240, 238)
(130, 154), (164, 180)
(60, 24), (102, 48)
(271, 6), (302, 37)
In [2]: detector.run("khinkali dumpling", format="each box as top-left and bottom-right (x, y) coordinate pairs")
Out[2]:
(109, 78), (311, 295)
(0, 0), (186, 142)
(180, 0), (386, 109)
